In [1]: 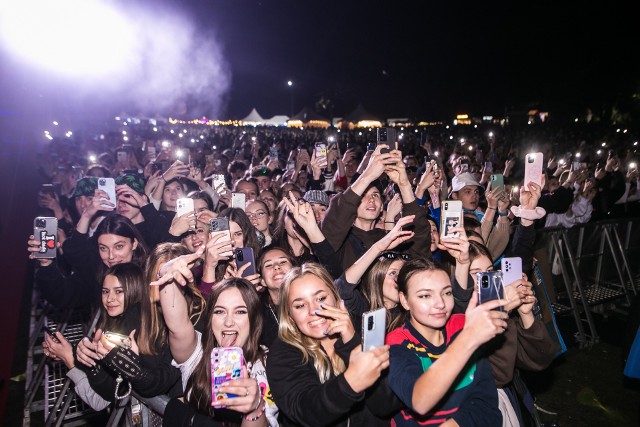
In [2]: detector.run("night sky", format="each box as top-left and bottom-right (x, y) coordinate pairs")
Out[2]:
(192, 0), (639, 120)
(1, 0), (638, 125)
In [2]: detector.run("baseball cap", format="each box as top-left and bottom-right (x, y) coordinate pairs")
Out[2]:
(450, 172), (484, 194)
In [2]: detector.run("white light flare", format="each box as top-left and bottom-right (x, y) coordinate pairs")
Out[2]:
(0, 0), (136, 78)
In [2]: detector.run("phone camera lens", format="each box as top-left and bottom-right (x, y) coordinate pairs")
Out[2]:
(482, 276), (489, 288)
(36, 219), (46, 227)
(236, 250), (243, 261)
(367, 316), (374, 331)
(99, 178), (106, 186)
(445, 203), (448, 209)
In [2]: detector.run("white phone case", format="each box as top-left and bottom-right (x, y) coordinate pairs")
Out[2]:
(232, 193), (246, 211)
(362, 308), (386, 351)
(97, 178), (116, 209)
(440, 200), (463, 239)
(176, 198), (195, 217)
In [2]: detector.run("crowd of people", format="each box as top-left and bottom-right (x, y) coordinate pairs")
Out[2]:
(27, 118), (638, 426)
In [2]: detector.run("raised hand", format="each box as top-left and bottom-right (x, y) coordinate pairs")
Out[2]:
(375, 215), (415, 251)
(316, 300), (355, 344)
(343, 345), (390, 393)
(462, 290), (508, 348)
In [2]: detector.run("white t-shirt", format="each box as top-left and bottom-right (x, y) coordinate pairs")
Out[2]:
(172, 331), (278, 426)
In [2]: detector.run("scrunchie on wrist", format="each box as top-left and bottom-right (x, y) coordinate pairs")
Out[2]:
(510, 205), (546, 220)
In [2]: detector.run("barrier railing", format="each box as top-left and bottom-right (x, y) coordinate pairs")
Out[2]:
(536, 217), (639, 347)
(25, 217), (639, 424)
(23, 289), (170, 426)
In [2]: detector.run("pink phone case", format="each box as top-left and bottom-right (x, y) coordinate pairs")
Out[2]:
(524, 152), (543, 191)
(211, 347), (244, 407)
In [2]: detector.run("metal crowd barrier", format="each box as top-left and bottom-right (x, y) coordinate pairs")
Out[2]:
(24, 289), (170, 426)
(537, 217), (639, 347)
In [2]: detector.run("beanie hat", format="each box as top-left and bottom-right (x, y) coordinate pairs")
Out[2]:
(303, 190), (329, 207)
(72, 177), (98, 197)
(116, 174), (146, 195)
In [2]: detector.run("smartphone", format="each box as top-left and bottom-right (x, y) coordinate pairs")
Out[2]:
(476, 271), (505, 312)
(103, 331), (132, 349)
(147, 146), (157, 159)
(315, 142), (328, 167)
(572, 161), (580, 171)
(97, 177), (117, 209)
(459, 163), (470, 173)
(440, 200), (463, 239)
(235, 248), (256, 278)
(209, 217), (233, 258)
(524, 152), (543, 191)
(286, 161), (295, 170)
(490, 173), (505, 191)
(484, 161), (493, 173)
(40, 183), (56, 195)
(269, 147), (279, 162)
(176, 197), (195, 217)
(43, 326), (60, 343)
(376, 127), (397, 154)
(150, 162), (163, 174)
(211, 347), (245, 407)
(232, 192), (246, 210)
(367, 142), (377, 152)
(212, 174), (226, 191)
(500, 257), (523, 287)
(33, 217), (58, 259)
(362, 308), (386, 351)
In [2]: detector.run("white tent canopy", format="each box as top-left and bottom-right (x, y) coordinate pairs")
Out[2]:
(242, 108), (265, 125)
(264, 115), (290, 126)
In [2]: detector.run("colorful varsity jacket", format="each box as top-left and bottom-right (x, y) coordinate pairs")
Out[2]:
(386, 314), (501, 426)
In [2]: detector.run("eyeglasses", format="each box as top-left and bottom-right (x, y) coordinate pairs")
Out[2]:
(379, 251), (410, 261)
(246, 210), (267, 220)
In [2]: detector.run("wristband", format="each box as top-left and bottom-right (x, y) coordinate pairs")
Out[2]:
(486, 207), (497, 211)
(245, 401), (265, 422)
(498, 210), (509, 217)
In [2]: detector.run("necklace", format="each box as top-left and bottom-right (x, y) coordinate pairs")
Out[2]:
(267, 304), (279, 324)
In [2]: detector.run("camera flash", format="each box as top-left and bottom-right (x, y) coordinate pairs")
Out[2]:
(575, 153), (581, 158)
(175, 149), (184, 158)
(89, 155), (96, 163)
(630, 163), (637, 169)
(161, 141), (171, 148)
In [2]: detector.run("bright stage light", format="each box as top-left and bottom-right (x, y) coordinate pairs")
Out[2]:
(0, 0), (136, 78)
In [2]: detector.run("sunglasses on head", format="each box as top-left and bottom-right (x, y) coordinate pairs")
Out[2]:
(379, 251), (410, 261)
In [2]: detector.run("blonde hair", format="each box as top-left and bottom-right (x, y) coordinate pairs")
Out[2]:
(278, 263), (346, 383)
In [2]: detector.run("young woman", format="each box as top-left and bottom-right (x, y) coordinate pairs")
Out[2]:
(257, 247), (297, 347)
(258, 189), (279, 219)
(246, 200), (274, 247)
(28, 214), (148, 309)
(47, 263), (144, 406)
(153, 255), (277, 426)
(76, 244), (206, 401)
(443, 183), (556, 427)
(386, 257), (506, 426)
(266, 263), (393, 426)
(214, 208), (262, 285)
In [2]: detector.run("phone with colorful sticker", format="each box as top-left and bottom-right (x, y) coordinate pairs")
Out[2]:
(211, 347), (245, 407)
(440, 200), (463, 239)
(33, 217), (57, 259)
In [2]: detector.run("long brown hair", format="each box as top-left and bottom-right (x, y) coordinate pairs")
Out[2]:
(361, 255), (406, 332)
(185, 278), (264, 415)
(97, 263), (144, 333)
(138, 243), (205, 356)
